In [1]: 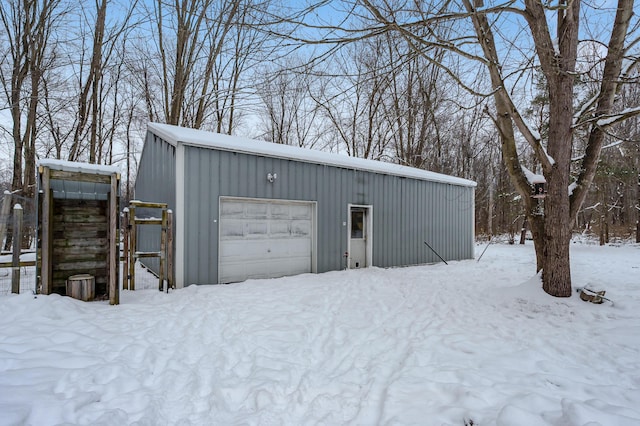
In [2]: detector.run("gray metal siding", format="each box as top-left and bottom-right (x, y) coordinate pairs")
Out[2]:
(179, 145), (474, 285)
(134, 133), (176, 274)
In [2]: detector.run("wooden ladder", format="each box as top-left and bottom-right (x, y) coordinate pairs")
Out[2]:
(123, 200), (173, 292)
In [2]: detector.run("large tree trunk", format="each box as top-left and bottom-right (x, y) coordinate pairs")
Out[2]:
(541, 169), (572, 296)
(524, 0), (579, 297)
(539, 59), (576, 296)
(89, 0), (107, 163)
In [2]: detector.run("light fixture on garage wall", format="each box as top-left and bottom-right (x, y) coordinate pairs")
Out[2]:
(267, 172), (278, 183)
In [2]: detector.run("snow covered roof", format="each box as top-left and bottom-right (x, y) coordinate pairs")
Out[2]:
(147, 123), (477, 188)
(521, 165), (546, 184)
(38, 159), (120, 176)
(38, 159), (119, 200)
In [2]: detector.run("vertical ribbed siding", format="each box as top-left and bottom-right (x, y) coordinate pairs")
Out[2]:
(135, 133), (176, 206)
(173, 144), (474, 285)
(135, 134), (176, 274)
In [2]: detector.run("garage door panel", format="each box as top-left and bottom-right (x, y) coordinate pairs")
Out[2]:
(221, 201), (244, 216)
(270, 204), (290, 218)
(221, 257), (311, 282)
(269, 222), (289, 236)
(246, 222), (268, 236)
(220, 239), (271, 258)
(291, 221), (310, 236)
(220, 238), (311, 260)
(268, 238), (311, 257)
(219, 198), (314, 283)
(220, 222), (244, 237)
(246, 202), (268, 218)
(290, 205), (311, 219)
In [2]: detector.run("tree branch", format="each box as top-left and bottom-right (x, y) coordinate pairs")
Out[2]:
(569, 0), (635, 224)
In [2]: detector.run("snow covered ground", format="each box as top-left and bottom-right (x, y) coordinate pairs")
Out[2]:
(0, 240), (639, 425)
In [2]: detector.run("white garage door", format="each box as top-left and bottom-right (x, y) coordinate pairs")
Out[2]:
(219, 198), (315, 283)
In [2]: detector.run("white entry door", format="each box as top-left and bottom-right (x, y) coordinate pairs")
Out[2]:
(348, 205), (372, 269)
(219, 198), (315, 283)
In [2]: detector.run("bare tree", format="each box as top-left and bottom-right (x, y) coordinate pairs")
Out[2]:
(64, 0), (138, 163)
(280, 0), (639, 296)
(353, 0), (638, 297)
(151, 0), (242, 127)
(312, 38), (394, 158)
(0, 0), (59, 193)
(67, 0), (108, 163)
(256, 57), (324, 147)
(583, 65), (640, 242)
(0, 0), (66, 248)
(462, 0), (637, 296)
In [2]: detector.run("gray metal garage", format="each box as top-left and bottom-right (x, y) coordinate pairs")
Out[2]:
(135, 123), (476, 287)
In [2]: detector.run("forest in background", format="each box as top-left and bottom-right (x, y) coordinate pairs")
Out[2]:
(1, 0), (639, 250)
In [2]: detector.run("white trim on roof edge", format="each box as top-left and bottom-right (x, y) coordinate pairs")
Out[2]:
(147, 123), (477, 187)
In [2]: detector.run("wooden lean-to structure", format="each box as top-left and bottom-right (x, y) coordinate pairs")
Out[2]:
(37, 160), (120, 305)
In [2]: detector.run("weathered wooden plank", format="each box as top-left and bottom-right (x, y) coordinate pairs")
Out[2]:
(53, 238), (108, 248)
(55, 208), (106, 215)
(52, 254), (107, 269)
(0, 191), (11, 249)
(167, 210), (174, 290)
(41, 171), (52, 295)
(0, 260), (36, 268)
(53, 223), (108, 233)
(108, 175), (118, 305)
(54, 203), (106, 212)
(123, 209), (129, 290)
(11, 204), (22, 293)
(53, 213), (108, 224)
(135, 251), (162, 258)
(53, 231), (108, 241)
(53, 268), (107, 280)
(53, 257), (107, 267)
(55, 198), (106, 206)
(54, 207), (106, 216)
(134, 218), (163, 225)
(54, 260), (108, 271)
(49, 169), (113, 184)
(129, 200), (167, 209)
(52, 243), (107, 254)
(129, 205), (136, 291)
(53, 229), (108, 239)
(35, 193), (42, 294)
(52, 252), (108, 263)
(0, 249), (36, 256)
(54, 224), (108, 233)
(55, 202), (106, 211)
(159, 209), (167, 291)
(52, 219), (107, 228)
